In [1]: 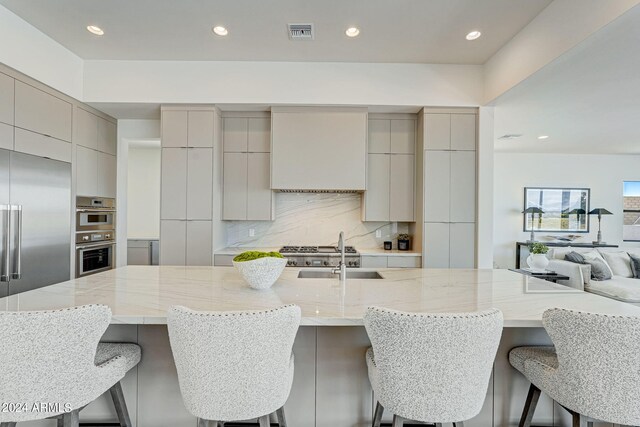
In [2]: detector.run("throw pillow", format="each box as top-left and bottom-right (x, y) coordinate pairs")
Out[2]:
(564, 251), (587, 264)
(585, 257), (613, 281)
(601, 251), (633, 278)
(582, 250), (614, 277)
(629, 253), (640, 279)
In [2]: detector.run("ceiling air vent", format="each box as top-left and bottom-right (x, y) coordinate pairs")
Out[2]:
(498, 134), (523, 140)
(288, 23), (314, 40)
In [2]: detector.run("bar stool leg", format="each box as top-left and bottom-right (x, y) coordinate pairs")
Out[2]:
(572, 412), (587, 427)
(0, 423), (17, 427)
(372, 401), (384, 427)
(453, 422), (465, 427)
(258, 414), (270, 427)
(391, 414), (405, 427)
(57, 417), (64, 427)
(276, 407), (287, 427)
(518, 384), (541, 427)
(109, 381), (132, 427)
(62, 409), (79, 427)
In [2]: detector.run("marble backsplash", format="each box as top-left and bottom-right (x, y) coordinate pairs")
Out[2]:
(225, 193), (409, 248)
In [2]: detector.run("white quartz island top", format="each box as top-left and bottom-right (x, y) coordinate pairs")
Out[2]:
(2, 266), (640, 326)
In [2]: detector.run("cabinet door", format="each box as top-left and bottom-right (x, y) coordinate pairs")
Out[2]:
(247, 152), (272, 220)
(186, 221), (212, 266)
(160, 220), (186, 265)
(98, 118), (117, 155)
(424, 114), (450, 150)
(0, 73), (14, 125)
(14, 128), (71, 163)
(223, 152), (248, 220)
(0, 122), (13, 151)
(450, 151), (476, 222)
(76, 108), (98, 149)
(76, 146), (98, 196)
(368, 120), (390, 154)
(424, 151), (450, 222)
(450, 223), (475, 268)
(423, 223), (450, 268)
(363, 154), (390, 221)
(388, 256), (421, 268)
(14, 81), (72, 142)
(161, 110), (188, 147)
(223, 118), (248, 152)
(390, 120), (415, 154)
(186, 148), (213, 219)
(389, 154), (414, 222)
(451, 114), (476, 151)
(188, 111), (214, 148)
(97, 152), (117, 198)
(161, 148), (187, 219)
(248, 118), (271, 152)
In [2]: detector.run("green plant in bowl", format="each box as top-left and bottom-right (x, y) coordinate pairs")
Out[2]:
(232, 251), (287, 290)
(233, 251), (284, 262)
(528, 242), (549, 254)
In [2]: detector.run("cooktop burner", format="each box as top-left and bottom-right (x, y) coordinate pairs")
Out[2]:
(279, 245), (357, 254)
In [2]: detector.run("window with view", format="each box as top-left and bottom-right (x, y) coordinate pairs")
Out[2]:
(623, 181), (640, 241)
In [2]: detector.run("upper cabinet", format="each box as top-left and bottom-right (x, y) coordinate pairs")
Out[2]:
(271, 107), (367, 191)
(98, 118), (117, 155)
(222, 114), (273, 220)
(76, 107), (117, 155)
(363, 116), (416, 222)
(424, 113), (476, 151)
(14, 81), (72, 142)
(0, 73), (14, 126)
(162, 109), (214, 148)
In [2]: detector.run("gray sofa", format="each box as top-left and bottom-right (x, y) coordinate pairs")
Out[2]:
(547, 247), (640, 304)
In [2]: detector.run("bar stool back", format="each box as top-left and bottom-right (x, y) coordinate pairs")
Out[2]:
(364, 307), (503, 427)
(0, 305), (141, 427)
(510, 308), (640, 426)
(167, 304), (301, 427)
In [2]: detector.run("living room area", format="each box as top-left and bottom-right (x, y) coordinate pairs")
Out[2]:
(490, 4), (640, 304)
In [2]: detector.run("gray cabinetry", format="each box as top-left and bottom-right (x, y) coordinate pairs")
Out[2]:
(186, 220), (213, 265)
(161, 110), (188, 147)
(162, 110), (214, 148)
(422, 111), (477, 268)
(0, 72), (14, 126)
(363, 117), (416, 222)
(222, 115), (273, 221)
(160, 220), (186, 265)
(14, 128), (71, 163)
(76, 107), (98, 149)
(14, 80), (72, 142)
(76, 145), (98, 196)
(98, 118), (117, 155)
(97, 152), (117, 198)
(0, 123), (14, 151)
(160, 148), (187, 219)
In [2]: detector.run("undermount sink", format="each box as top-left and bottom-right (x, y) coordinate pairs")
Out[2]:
(297, 270), (383, 279)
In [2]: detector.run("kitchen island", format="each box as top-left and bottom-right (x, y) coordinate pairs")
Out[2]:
(3, 266), (639, 427)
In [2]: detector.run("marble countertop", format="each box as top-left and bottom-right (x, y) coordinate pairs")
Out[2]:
(3, 266), (640, 327)
(214, 247), (421, 257)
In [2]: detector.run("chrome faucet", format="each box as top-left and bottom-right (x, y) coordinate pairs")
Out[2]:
(332, 231), (347, 281)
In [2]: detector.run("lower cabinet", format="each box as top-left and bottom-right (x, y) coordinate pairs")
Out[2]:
(160, 220), (212, 266)
(360, 255), (422, 269)
(423, 222), (475, 268)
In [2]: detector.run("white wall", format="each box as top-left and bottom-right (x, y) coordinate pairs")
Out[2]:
(127, 147), (161, 239)
(82, 61), (483, 107)
(0, 5), (83, 99)
(493, 152), (640, 268)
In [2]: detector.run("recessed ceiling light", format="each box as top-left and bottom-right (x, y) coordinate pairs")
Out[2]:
(345, 27), (360, 38)
(86, 25), (104, 36)
(212, 26), (228, 36)
(538, 135), (550, 140)
(466, 30), (481, 41)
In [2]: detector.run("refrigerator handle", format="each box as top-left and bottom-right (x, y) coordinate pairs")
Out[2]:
(10, 205), (22, 280)
(0, 205), (9, 282)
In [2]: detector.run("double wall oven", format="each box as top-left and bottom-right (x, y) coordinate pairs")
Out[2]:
(76, 196), (116, 277)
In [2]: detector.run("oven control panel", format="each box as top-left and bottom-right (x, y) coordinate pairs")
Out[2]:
(76, 231), (115, 244)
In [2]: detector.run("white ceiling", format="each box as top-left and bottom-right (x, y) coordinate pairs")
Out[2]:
(0, 0), (551, 64)
(493, 4), (640, 155)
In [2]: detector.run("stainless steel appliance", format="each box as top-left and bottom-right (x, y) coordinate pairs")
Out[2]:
(279, 245), (360, 267)
(75, 197), (116, 277)
(0, 149), (71, 298)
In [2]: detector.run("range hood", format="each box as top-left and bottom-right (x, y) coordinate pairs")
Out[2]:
(271, 107), (367, 192)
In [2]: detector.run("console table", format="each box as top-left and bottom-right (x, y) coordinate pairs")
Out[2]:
(509, 269), (570, 283)
(515, 241), (619, 268)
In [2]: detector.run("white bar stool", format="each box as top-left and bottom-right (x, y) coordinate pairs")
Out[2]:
(364, 307), (503, 427)
(0, 305), (141, 427)
(510, 308), (640, 427)
(167, 304), (301, 427)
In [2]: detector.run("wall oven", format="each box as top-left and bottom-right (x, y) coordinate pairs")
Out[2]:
(75, 197), (116, 277)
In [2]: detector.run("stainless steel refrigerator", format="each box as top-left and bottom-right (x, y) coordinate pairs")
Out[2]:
(0, 149), (71, 298)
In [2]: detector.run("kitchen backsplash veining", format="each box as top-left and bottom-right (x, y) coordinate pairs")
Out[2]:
(225, 193), (409, 248)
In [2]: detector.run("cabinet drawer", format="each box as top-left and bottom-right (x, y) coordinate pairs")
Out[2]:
(387, 256), (421, 268)
(14, 128), (71, 162)
(360, 256), (388, 269)
(15, 81), (72, 142)
(0, 122), (13, 151)
(213, 254), (235, 267)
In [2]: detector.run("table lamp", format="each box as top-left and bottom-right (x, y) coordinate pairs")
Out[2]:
(523, 207), (544, 243)
(588, 208), (613, 245)
(568, 208), (586, 229)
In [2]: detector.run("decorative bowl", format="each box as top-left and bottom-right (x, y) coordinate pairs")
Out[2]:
(233, 257), (288, 290)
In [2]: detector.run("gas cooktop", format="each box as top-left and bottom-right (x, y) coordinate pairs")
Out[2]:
(279, 245), (360, 267)
(279, 245), (357, 254)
